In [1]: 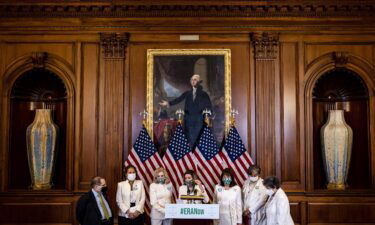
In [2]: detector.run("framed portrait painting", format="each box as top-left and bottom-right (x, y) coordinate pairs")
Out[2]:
(146, 49), (231, 156)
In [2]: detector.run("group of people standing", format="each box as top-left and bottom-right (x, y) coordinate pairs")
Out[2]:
(76, 165), (294, 225)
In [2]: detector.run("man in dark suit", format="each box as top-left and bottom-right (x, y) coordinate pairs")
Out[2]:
(76, 176), (113, 225)
(160, 74), (212, 147)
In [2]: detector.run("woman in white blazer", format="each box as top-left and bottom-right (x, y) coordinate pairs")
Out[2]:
(116, 165), (146, 225)
(178, 170), (209, 204)
(243, 166), (268, 225)
(150, 167), (173, 225)
(214, 168), (242, 225)
(262, 176), (294, 225)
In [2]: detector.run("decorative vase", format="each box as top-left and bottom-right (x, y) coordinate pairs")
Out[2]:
(26, 109), (58, 190)
(320, 109), (353, 190)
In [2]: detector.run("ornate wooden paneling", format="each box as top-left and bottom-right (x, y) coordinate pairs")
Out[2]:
(0, 202), (73, 223)
(98, 32), (129, 210)
(0, 1), (375, 224)
(279, 42), (304, 190)
(308, 203), (375, 223)
(77, 43), (100, 190)
(305, 44), (373, 69)
(3, 43), (75, 70)
(290, 202), (302, 224)
(251, 32), (280, 177)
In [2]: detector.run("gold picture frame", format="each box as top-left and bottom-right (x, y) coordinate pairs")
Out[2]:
(146, 49), (231, 143)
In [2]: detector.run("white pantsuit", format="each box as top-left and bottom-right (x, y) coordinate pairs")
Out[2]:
(243, 178), (268, 225)
(150, 182), (173, 225)
(265, 188), (294, 225)
(214, 185), (242, 225)
(116, 180), (146, 218)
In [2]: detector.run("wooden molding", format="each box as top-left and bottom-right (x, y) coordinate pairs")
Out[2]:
(252, 32), (280, 176)
(31, 52), (48, 68)
(332, 51), (349, 68)
(0, 1), (374, 18)
(100, 33), (129, 59)
(251, 32), (279, 60)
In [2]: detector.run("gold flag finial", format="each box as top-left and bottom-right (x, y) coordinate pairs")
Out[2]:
(175, 109), (185, 124)
(139, 109), (149, 127)
(202, 109), (212, 126)
(230, 109), (239, 126)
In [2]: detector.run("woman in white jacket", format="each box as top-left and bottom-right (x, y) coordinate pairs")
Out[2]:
(116, 165), (146, 225)
(214, 168), (242, 225)
(243, 166), (268, 225)
(178, 170), (209, 204)
(150, 167), (173, 225)
(262, 176), (294, 225)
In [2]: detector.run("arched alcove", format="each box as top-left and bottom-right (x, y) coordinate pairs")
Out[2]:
(9, 68), (68, 190)
(312, 68), (370, 190)
(1, 52), (75, 192)
(304, 52), (375, 191)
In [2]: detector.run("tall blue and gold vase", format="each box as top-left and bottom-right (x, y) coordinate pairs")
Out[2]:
(26, 109), (58, 190)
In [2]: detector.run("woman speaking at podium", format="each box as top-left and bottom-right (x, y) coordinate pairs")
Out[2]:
(214, 168), (242, 225)
(178, 170), (209, 204)
(150, 167), (173, 225)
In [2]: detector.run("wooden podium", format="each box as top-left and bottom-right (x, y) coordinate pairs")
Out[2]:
(165, 203), (218, 225)
(173, 218), (213, 225)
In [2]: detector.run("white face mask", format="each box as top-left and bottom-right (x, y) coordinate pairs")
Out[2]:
(249, 176), (259, 182)
(266, 189), (274, 197)
(127, 173), (136, 181)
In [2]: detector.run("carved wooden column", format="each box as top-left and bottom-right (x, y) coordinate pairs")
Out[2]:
(251, 32), (280, 177)
(99, 33), (129, 197)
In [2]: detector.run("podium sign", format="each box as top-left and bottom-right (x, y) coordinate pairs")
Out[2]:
(165, 204), (219, 219)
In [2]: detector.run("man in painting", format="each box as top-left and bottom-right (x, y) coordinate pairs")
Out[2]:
(159, 74), (212, 148)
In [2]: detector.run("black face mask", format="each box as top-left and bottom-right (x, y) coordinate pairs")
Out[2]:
(101, 187), (108, 194)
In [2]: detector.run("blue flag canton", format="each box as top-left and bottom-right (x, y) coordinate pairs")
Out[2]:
(168, 124), (191, 161)
(197, 125), (219, 160)
(133, 127), (157, 162)
(224, 126), (247, 161)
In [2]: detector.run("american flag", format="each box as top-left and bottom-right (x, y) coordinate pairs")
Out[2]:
(125, 126), (164, 214)
(221, 126), (254, 186)
(163, 124), (196, 200)
(194, 125), (225, 201)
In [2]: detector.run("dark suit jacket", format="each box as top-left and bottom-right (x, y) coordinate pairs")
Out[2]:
(169, 85), (212, 116)
(169, 85), (212, 145)
(76, 190), (114, 225)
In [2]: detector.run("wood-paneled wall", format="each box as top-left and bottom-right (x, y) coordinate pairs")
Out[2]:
(1, 1), (375, 224)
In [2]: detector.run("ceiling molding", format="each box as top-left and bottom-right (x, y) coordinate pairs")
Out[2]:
(0, 1), (374, 18)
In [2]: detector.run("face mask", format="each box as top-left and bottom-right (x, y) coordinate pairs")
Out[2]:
(185, 180), (194, 186)
(249, 176), (259, 182)
(101, 187), (108, 194)
(222, 177), (232, 186)
(157, 177), (166, 184)
(266, 189), (274, 196)
(127, 173), (136, 181)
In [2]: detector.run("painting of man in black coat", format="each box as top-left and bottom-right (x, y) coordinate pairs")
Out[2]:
(159, 74), (212, 147)
(76, 177), (113, 225)
(153, 54), (226, 149)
